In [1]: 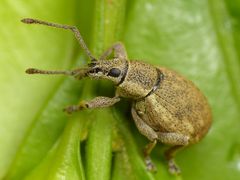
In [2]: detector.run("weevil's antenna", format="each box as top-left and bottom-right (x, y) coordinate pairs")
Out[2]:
(25, 68), (88, 79)
(26, 68), (76, 75)
(21, 18), (97, 62)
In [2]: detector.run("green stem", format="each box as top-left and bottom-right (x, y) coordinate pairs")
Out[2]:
(85, 0), (126, 180)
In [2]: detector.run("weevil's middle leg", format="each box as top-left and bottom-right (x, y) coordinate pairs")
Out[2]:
(64, 96), (120, 114)
(156, 131), (189, 175)
(100, 42), (127, 60)
(143, 139), (157, 172)
(131, 107), (159, 171)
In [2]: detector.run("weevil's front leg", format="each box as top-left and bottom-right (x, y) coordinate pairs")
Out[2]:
(100, 42), (127, 60)
(64, 96), (120, 114)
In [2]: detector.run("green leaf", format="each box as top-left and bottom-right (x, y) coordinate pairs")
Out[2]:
(0, 0), (77, 178)
(1, 0), (240, 180)
(25, 114), (86, 180)
(123, 0), (240, 179)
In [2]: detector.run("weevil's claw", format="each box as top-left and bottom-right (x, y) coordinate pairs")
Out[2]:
(63, 106), (78, 114)
(168, 159), (181, 175)
(63, 103), (87, 114)
(145, 156), (157, 173)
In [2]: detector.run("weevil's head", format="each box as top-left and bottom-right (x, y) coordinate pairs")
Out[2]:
(86, 58), (128, 85)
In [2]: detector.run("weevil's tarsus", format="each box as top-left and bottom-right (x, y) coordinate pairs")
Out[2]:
(145, 156), (157, 172)
(21, 18), (97, 61)
(168, 159), (181, 175)
(143, 139), (157, 172)
(164, 145), (183, 175)
(63, 103), (87, 114)
(64, 96), (120, 114)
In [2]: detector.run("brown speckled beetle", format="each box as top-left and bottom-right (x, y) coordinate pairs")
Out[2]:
(22, 18), (212, 175)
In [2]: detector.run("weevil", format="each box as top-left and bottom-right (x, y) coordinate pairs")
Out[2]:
(22, 18), (212, 175)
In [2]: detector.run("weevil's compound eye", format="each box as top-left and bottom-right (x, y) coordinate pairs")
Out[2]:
(107, 68), (121, 77)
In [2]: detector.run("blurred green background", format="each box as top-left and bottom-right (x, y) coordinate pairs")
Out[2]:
(0, 0), (240, 180)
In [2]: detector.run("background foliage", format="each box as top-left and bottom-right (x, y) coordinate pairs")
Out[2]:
(0, 0), (240, 179)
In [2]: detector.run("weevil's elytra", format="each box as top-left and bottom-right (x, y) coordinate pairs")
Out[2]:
(22, 18), (212, 175)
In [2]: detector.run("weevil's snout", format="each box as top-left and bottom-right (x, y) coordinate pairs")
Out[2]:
(86, 59), (127, 84)
(87, 61), (98, 68)
(87, 61), (105, 78)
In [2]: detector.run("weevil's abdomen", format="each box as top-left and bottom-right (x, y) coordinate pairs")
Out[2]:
(135, 67), (212, 144)
(116, 61), (159, 99)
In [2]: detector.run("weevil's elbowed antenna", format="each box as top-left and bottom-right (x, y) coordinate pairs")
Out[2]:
(21, 18), (97, 62)
(22, 18), (94, 77)
(25, 67), (87, 79)
(25, 68), (75, 75)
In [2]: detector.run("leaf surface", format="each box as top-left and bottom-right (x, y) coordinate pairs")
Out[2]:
(1, 0), (240, 179)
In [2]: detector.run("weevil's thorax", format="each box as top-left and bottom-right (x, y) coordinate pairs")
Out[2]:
(87, 58), (128, 84)
(116, 60), (159, 99)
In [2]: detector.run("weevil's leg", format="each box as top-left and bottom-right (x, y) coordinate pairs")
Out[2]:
(64, 96), (120, 114)
(157, 132), (189, 146)
(131, 106), (158, 171)
(25, 68), (88, 79)
(157, 132), (189, 175)
(131, 107), (158, 141)
(100, 42), (127, 60)
(143, 140), (157, 172)
(21, 18), (96, 61)
(164, 145), (184, 175)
